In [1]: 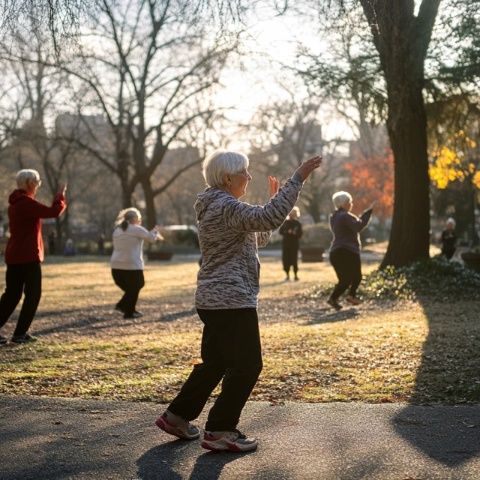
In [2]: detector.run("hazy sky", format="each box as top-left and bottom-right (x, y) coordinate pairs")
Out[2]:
(214, 6), (356, 146)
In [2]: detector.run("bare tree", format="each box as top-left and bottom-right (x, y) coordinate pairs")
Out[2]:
(54, 0), (239, 227)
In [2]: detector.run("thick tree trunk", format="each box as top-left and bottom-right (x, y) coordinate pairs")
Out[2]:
(358, 0), (440, 267)
(381, 81), (430, 267)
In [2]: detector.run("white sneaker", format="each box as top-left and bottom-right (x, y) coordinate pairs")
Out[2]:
(201, 429), (257, 452)
(155, 410), (200, 440)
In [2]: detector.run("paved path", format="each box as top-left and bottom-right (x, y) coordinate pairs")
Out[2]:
(1, 396), (480, 479)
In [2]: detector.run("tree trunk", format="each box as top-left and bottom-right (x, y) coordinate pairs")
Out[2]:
(381, 79), (430, 267)
(141, 179), (157, 230)
(358, 0), (440, 267)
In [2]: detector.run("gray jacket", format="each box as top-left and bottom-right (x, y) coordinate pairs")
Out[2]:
(194, 175), (303, 309)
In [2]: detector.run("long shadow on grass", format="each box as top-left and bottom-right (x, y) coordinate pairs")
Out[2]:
(32, 309), (119, 336)
(306, 306), (359, 325)
(32, 307), (196, 336)
(393, 296), (480, 466)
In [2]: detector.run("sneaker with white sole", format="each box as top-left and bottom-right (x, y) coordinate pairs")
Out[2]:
(201, 429), (257, 452)
(155, 410), (200, 440)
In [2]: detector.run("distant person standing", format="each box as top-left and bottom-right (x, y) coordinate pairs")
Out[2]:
(110, 208), (163, 319)
(63, 238), (76, 256)
(327, 191), (373, 311)
(441, 218), (457, 260)
(97, 233), (105, 255)
(279, 206), (303, 281)
(48, 230), (56, 255)
(0, 169), (66, 344)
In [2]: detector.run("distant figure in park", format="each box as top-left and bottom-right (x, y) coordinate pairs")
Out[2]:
(97, 233), (105, 255)
(441, 218), (457, 260)
(48, 230), (56, 255)
(156, 150), (322, 453)
(63, 238), (76, 256)
(327, 191), (373, 311)
(110, 208), (163, 319)
(279, 206), (303, 281)
(0, 169), (66, 345)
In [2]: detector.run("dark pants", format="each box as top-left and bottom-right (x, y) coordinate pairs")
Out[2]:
(111, 269), (145, 316)
(168, 308), (263, 432)
(442, 247), (455, 260)
(329, 248), (362, 300)
(282, 245), (299, 275)
(0, 262), (42, 337)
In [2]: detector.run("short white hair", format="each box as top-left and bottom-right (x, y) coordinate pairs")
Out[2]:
(115, 207), (141, 226)
(202, 150), (249, 188)
(16, 169), (40, 189)
(446, 217), (456, 227)
(332, 191), (352, 209)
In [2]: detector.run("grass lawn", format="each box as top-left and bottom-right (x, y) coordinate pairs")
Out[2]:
(0, 252), (479, 404)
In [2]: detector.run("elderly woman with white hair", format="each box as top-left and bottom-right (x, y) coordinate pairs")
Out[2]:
(156, 150), (322, 452)
(0, 169), (66, 345)
(441, 218), (457, 260)
(110, 208), (163, 319)
(327, 191), (373, 311)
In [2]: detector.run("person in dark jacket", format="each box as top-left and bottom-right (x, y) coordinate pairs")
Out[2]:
(279, 206), (303, 281)
(327, 191), (373, 311)
(441, 218), (457, 260)
(0, 169), (66, 344)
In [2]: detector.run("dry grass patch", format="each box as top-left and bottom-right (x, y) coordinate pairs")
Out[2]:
(1, 255), (479, 404)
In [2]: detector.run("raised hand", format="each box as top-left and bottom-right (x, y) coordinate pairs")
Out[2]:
(295, 155), (322, 181)
(58, 184), (67, 196)
(268, 176), (280, 198)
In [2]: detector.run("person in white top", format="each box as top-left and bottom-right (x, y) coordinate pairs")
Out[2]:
(110, 208), (163, 319)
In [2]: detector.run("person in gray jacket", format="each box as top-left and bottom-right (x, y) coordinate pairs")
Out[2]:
(156, 150), (322, 452)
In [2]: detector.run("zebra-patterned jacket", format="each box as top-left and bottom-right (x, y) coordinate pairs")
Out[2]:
(194, 174), (303, 310)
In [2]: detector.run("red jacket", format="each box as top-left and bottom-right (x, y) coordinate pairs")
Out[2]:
(5, 189), (66, 265)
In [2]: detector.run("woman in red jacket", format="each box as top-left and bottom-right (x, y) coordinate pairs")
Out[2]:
(0, 169), (66, 344)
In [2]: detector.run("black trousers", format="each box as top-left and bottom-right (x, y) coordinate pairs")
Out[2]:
(282, 245), (299, 275)
(168, 308), (263, 432)
(329, 248), (362, 300)
(0, 262), (42, 337)
(111, 269), (145, 316)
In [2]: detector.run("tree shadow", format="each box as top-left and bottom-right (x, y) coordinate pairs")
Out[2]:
(392, 297), (480, 466)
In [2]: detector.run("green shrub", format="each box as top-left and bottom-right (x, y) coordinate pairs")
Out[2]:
(306, 256), (480, 302)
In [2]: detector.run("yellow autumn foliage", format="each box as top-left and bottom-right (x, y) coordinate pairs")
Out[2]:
(429, 137), (479, 190)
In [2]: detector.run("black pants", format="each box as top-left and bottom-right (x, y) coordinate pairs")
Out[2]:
(111, 269), (145, 316)
(168, 308), (263, 432)
(442, 247), (455, 260)
(0, 262), (42, 337)
(329, 248), (362, 300)
(282, 245), (299, 275)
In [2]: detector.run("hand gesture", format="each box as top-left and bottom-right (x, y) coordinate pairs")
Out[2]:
(295, 155), (322, 181)
(58, 183), (67, 196)
(154, 225), (165, 241)
(268, 176), (280, 198)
